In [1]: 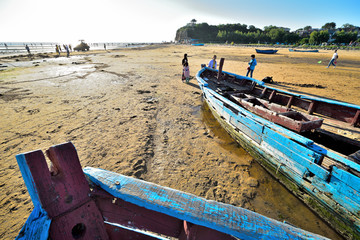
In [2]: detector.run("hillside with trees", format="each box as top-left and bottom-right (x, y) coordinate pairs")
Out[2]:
(175, 20), (359, 46)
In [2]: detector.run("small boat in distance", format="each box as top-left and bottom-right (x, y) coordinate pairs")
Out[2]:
(289, 49), (319, 52)
(255, 49), (278, 54)
(196, 60), (360, 239)
(192, 43), (204, 46)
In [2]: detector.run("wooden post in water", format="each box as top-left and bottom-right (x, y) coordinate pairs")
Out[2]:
(217, 58), (225, 81)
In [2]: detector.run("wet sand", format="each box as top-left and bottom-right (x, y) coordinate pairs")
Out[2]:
(1, 45), (360, 239)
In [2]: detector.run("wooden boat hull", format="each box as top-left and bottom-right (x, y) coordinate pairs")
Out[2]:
(255, 49), (278, 54)
(15, 142), (328, 240)
(196, 67), (360, 239)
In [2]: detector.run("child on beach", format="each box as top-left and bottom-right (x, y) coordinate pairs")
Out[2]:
(327, 49), (338, 68)
(246, 54), (257, 78)
(183, 62), (190, 83)
(182, 53), (188, 82)
(208, 55), (217, 69)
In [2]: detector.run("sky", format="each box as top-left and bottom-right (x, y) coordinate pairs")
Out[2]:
(0, 0), (359, 43)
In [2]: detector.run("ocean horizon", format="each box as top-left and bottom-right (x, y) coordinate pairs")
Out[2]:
(0, 42), (155, 55)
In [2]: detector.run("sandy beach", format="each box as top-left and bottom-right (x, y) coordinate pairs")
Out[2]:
(1, 45), (360, 239)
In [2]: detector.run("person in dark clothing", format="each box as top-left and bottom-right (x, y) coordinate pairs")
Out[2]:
(181, 53), (189, 82)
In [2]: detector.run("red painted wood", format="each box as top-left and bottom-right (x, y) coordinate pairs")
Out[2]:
(92, 188), (183, 238)
(23, 142), (108, 240)
(179, 221), (236, 240)
(245, 81), (358, 125)
(260, 87), (267, 98)
(92, 188), (238, 240)
(287, 96), (294, 108)
(308, 101), (316, 115)
(351, 110), (360, 127)
(269, 90), (276, 103)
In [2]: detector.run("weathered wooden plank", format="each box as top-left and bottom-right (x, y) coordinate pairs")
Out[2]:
(260, 140), (308, 177)
(311, 175), (360, 215)
(309, 144), (360, 173)
(217, 99), (264, 144)
(262, 127), (329, 180)
(230, 116), (262, 144)
(92, 188), (183, 238)
(331, 167), (360, 198)
(84, 167), (329, 240)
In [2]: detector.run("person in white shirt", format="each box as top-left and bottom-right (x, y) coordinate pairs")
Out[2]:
(327, 49), (338, 68)
(208, 55), (217, 69)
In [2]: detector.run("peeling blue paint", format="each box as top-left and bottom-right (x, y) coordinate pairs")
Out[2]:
(84, 167), (328, 240)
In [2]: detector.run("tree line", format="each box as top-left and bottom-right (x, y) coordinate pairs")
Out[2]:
(176, 21), (359, 45)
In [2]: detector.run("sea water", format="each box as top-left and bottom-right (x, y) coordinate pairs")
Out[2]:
(0, 42), (151, 55)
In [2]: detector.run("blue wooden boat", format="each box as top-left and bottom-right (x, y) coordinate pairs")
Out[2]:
(196, 63), (360, 239)
(255, 49), (278, 54)
(15, 142), (328, 240)
(289, 49), (319, 52)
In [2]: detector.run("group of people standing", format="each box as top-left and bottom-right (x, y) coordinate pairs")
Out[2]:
(55, 44), (71, 57)
(181, 53), (258, 83)
(181, 49), (338, 82)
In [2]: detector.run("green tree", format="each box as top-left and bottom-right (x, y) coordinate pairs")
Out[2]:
(304, 26), (312, 31)
(318, 30), (330, 43)
(248, 25), (258, 32)
(309, 30), (329, 44)
(322, 22), (336, 30)
(334, 30), (358, 44)
(341, 23), (355, 32)
(309, 31), (320, 44)
(264, 25), (278, 33)
(299, 38), (309, 45)
(284, 32), (301, 44)
(268, 28), (285, 43)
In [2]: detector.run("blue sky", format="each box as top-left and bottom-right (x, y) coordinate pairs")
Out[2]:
(0, 0), (359, 43)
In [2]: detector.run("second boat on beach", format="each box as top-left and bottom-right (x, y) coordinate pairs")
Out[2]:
(196, 62), (360, 239)
(255, 49), (278, 54)
(289, 48), (319, 52)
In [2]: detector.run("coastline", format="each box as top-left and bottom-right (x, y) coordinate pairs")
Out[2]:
(1, 44), (359, 239)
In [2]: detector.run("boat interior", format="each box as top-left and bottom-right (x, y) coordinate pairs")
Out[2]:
(200, 69), (360, 173)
